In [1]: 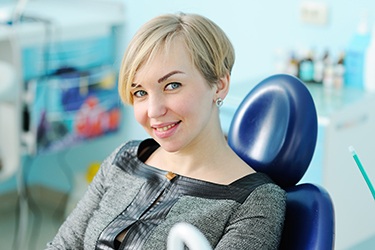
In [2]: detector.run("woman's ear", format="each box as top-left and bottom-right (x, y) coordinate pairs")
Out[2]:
(215, 72), (230, 100)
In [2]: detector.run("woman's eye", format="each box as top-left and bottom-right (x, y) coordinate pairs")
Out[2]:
(133, 90), (147, 97)
(165, 82), (181, 90)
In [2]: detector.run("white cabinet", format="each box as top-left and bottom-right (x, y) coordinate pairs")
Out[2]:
(308, 86), (375, 249)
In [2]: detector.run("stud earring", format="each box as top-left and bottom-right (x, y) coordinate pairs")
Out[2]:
(215, 97), (223, 108)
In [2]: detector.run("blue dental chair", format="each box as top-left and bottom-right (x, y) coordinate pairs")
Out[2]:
(227, 74), (335, 250)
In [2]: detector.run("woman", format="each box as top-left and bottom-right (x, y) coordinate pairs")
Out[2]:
(46, 13), (286, 250)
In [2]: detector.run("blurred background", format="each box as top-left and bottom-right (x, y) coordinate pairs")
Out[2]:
(1, 0), (375, 249)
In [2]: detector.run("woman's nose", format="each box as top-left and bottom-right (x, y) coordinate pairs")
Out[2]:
(147, 95), (167, 118)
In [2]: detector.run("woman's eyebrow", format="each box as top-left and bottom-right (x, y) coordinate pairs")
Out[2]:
(157, 70), (184, 83)
(131, 83), (141, 88)
(131, 70), (185, 88)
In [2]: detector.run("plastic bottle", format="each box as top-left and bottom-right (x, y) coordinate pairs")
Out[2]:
(299, 50), (315, 83)
(334, 52), (345, 89)
(364, 26), (375, 92)
(285, 52), (299, 77)
(313, 50), (325, 84)
(323, 53), (334, 89)
(344, 14), (371, 89)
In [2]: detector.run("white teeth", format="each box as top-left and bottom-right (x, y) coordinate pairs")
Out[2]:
(156, 123), (176, 132)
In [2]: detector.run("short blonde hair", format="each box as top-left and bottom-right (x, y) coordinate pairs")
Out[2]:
(118, 13), (235, 105)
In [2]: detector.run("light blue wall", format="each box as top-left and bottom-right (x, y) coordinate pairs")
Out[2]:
(2, 0), (375, 193)
(122, 0), (375, 85)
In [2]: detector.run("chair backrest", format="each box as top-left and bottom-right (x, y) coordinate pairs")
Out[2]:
(227, 74), (335, 250)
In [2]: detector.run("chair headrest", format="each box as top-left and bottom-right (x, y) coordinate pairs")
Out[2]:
(227, 74), (317, 188)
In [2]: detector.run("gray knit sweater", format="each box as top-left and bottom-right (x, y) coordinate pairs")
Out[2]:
(46, 139), (286, 250)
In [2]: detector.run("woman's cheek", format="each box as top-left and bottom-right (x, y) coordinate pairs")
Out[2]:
(133, 102), (148, 126)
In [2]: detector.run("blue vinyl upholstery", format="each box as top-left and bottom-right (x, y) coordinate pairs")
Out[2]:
(227, 74), (335, 250)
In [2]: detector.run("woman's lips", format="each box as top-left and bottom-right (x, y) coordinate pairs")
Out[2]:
(152, 121), (181, 138)
(155, 122), (178, 132)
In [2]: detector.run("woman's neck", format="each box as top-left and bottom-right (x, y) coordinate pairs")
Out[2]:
(147, 132), (254, 185)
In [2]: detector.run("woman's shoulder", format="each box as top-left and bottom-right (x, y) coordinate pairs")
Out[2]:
(231, 172), (277, 193)
(101, 138), (160, 175)
(96, 139), (144, 173)
(228, 181), (286, 227)
(253, 181), (286, 198)
(112, 138), (158, 162)
(243, 180), (287, 209)
(113, 140), (141, 157)
(231, 172), (286, 207)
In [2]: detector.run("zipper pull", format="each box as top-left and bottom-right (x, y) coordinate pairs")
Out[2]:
(165, 171), (177, 181)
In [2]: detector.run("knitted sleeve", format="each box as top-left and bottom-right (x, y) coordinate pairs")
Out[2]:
(214, 183), (286, 250)
(44, 144), (124, 250)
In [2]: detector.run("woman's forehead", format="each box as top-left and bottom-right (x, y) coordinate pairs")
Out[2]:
(134, 40), (194, 82)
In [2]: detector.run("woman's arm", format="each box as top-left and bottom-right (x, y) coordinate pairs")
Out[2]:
(215, 184), (286, 250)
(45, 145), (123, 249)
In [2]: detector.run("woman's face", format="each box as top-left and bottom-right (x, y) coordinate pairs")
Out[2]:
(132, 39), (219, 153)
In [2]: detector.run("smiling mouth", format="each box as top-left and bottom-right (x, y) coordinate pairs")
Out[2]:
(154, 121), (180, 132)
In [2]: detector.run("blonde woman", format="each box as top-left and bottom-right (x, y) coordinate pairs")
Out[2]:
(47, 13), (286, 250)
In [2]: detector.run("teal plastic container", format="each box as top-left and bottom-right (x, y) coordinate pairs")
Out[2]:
(344, 30), (371, 89)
